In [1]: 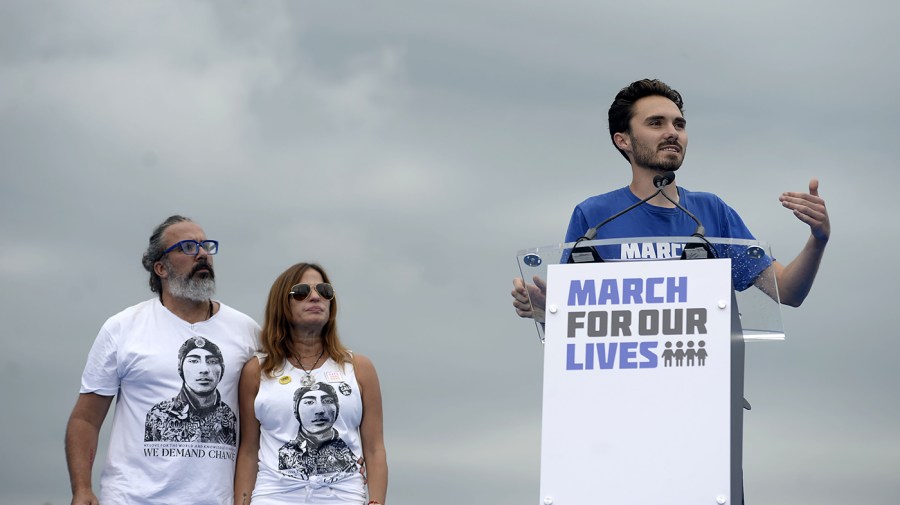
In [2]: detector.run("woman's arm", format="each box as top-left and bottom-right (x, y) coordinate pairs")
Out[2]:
(234, 357), (262, 505)
(355, 354), (388, 504)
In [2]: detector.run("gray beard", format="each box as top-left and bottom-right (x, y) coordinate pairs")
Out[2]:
(163, 258), (216, 302)
(168, 274), (216, 302)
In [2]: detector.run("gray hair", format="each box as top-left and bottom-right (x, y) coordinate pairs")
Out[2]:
(141, 215), (192, 294)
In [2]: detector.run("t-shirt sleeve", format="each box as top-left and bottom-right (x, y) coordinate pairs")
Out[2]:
(79, 325), (121, 396)
(245, 316), (262, 355)
(719, 203), (774, 292)
(564, 206), (590, 243)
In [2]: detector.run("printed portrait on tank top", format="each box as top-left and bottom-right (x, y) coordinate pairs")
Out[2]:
(278, 382), (360, 480)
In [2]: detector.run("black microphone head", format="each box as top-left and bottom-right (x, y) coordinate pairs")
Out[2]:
(653, 171), (677, 188)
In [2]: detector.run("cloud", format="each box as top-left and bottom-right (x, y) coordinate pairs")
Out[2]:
(1, 1), (898, 504)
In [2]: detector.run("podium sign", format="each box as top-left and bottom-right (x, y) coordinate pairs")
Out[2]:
(539, 259), (738, 504)
(517, 237), (784, 342)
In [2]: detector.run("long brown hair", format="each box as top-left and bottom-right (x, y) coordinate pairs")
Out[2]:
(258, 262), (351, 379)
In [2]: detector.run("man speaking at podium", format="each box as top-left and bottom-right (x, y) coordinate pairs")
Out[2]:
(512, 78), (830, 317)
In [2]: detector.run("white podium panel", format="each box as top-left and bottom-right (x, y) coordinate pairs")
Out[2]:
(539, 259), (735, 505)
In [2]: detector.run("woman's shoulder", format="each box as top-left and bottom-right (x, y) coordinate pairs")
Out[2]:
(347, 353), (377, 379)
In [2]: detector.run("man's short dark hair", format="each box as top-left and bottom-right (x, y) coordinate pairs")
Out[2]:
(141, 215), (192, 294)
(608, 79), (684, 161)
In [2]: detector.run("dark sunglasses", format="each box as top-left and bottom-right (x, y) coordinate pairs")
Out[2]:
(288, 283), (335, 301)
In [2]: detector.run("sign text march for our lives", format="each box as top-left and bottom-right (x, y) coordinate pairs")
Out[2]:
(539, 259), (736, 505)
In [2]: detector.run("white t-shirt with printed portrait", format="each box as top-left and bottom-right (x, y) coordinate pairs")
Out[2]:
(80, 298), (259, 505)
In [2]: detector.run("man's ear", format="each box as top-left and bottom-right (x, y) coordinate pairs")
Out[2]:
(154, 261), (168, 279)
(613, 131), (631, 151)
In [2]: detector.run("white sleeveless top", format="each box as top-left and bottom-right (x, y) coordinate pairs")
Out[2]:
(252, 354), (365, 504)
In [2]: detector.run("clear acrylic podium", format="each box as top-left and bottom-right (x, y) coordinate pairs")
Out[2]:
(516, 237), (784, 505)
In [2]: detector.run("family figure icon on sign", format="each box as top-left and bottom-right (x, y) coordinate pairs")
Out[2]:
(660, 340), (708, 367)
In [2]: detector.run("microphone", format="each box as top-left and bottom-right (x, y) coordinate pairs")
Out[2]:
(648, 173), (715, 260)
(656, 176), (705, 238)
(568, 172), (677, 264)
(579, 171), (676, 241)
(652, 171), (676, 189)
(569, 171), (715, 263)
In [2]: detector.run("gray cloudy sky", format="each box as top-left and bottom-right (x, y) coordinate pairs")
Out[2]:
(1, 1), (898, 504)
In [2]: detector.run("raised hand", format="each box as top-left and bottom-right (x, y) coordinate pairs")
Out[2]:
(779, 178), (830, 243)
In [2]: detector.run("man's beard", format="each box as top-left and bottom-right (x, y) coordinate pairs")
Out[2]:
(164, 259), (216, 302)
(632, 138), (684, 172)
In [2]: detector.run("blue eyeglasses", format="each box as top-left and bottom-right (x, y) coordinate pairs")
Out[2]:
(163, 240), (219, 256)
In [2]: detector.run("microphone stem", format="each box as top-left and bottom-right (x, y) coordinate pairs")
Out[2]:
(581, 186), (665, 240)
(658, 188), (706, 236)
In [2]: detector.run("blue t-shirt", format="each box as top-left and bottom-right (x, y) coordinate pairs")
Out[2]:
(564, 186), (771, 291)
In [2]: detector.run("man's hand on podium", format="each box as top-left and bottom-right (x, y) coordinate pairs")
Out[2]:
(512, 276), (547, 322)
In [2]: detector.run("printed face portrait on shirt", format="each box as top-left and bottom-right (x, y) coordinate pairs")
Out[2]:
(145, 337), (236, 445)
(182, 347), (223, 395)
(177, 337), (225, 396)
(294, 384), (338, 435)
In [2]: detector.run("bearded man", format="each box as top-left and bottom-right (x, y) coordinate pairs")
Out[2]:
(512, 79), (830, 316)
(65, 215), (259, 505)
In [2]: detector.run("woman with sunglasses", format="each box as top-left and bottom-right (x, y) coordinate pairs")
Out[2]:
(234, 263), (387, 505)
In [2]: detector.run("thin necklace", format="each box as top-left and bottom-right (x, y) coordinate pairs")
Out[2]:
(160, 298), (214, 321)
(294, 349), (325, 387)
